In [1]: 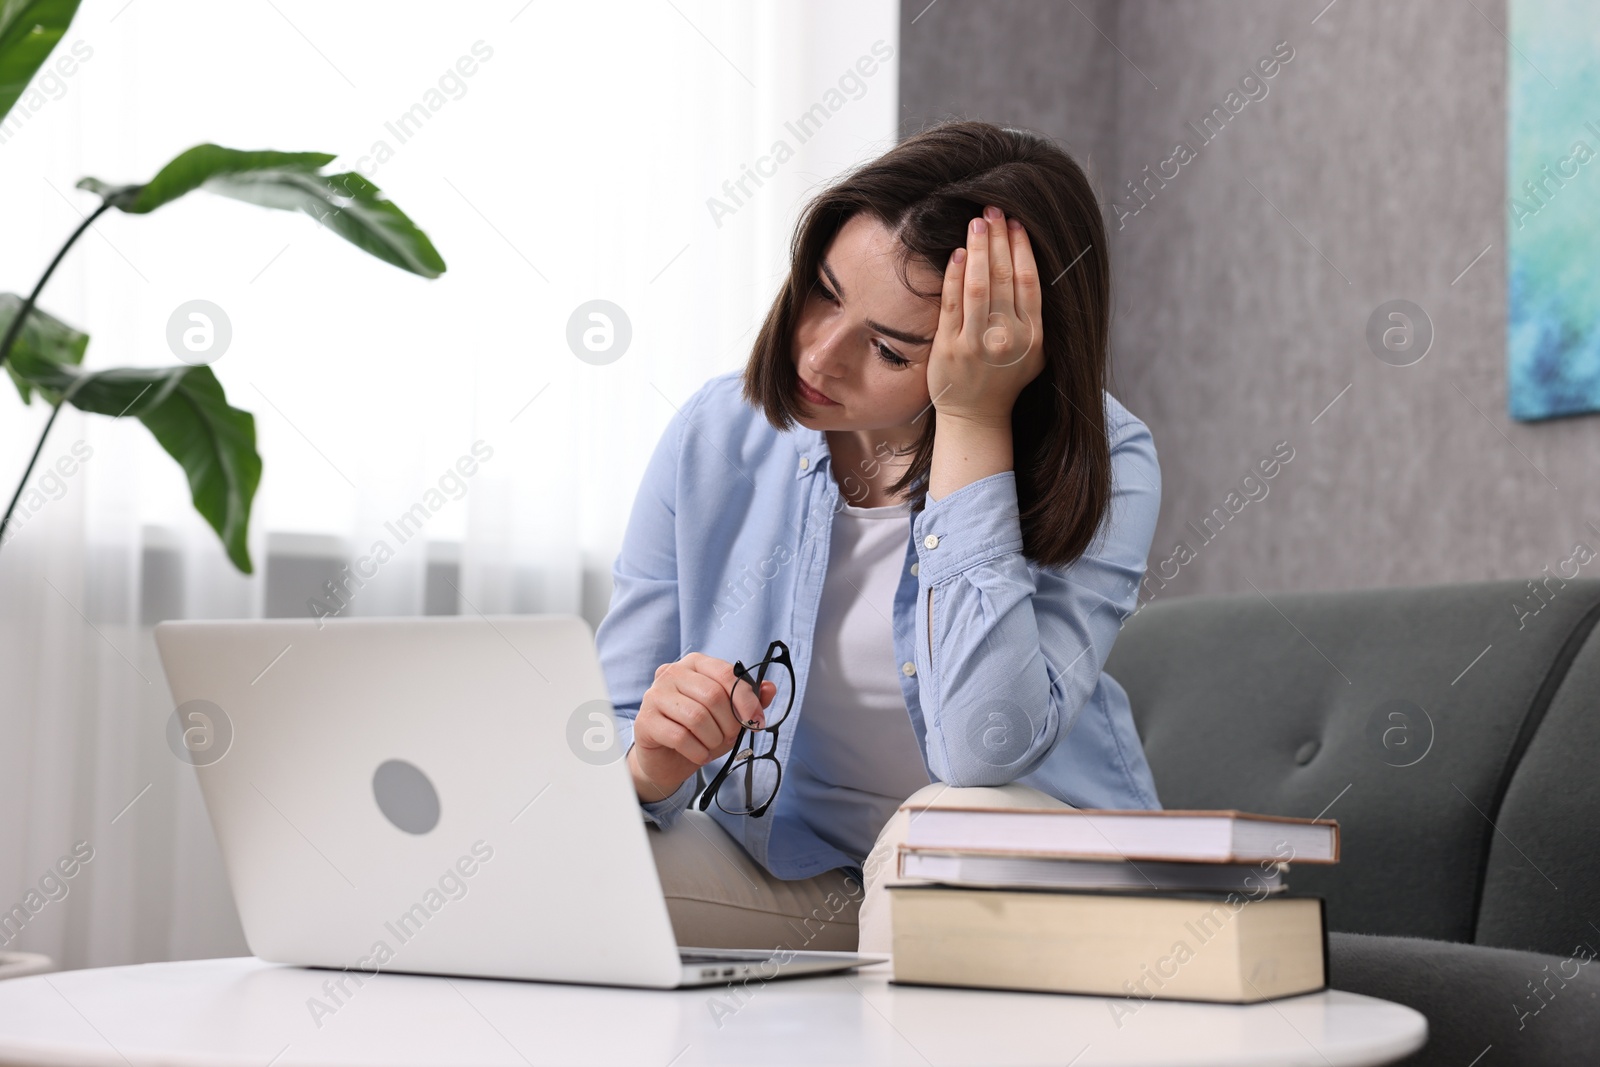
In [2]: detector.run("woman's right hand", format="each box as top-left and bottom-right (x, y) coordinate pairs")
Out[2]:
(627, 652), (776, 804)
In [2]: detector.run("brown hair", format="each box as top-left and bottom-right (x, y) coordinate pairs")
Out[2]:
(741, 119), (1117, 571)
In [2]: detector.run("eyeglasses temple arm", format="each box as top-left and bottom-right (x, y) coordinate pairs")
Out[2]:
(694, 725), (749, 811)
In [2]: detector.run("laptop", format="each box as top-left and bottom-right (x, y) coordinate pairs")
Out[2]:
(153, 614), (881, 988)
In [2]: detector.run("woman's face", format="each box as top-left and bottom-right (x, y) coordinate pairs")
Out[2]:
(791, 213), (943, 434)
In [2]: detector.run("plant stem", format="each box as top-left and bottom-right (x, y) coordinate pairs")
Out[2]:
(0, 199), (115, 553)
(0, 400), (66, 548)
(0, 199), (115, 372)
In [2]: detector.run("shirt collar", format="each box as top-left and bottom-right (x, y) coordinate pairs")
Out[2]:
(789, 421), (830, 480)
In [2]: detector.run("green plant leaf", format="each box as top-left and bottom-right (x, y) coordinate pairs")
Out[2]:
(73, 176), (141, 208)
(15, 357), (261, 573)
(118, 144), (335, 212)
(0, 0), (81, 127)
(208, 168), (447, 278)
(77, 144), (447, 278)
(0, 292), (87, 403)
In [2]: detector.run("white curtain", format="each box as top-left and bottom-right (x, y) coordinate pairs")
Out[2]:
(0, 0), (899, 970)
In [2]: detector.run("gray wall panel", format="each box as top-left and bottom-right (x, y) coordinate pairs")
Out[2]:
(898, 0), (1120, 191)
(900, 0), (1600, 598)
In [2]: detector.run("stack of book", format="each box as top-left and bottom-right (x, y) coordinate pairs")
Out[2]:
(888, 807), (1339, 1004)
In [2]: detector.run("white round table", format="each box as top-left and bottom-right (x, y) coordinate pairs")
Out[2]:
(0, 956), (1427, 1066)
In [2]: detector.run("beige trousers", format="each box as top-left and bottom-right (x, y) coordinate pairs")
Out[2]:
(645, 781), (1072, 954)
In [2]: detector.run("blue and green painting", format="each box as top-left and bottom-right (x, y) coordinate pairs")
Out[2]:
(1508, 0), (1600, 421)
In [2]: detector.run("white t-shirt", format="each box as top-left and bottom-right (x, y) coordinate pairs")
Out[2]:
(787, 497), (933, 863)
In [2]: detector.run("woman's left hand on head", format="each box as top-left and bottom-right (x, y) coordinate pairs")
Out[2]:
(927, 204), (1046, 426)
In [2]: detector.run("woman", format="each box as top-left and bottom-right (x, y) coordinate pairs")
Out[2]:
(592, 119), (1162, 955)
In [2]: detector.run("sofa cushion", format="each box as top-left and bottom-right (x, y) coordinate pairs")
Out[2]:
(1105, 579), (1600, 941)
(1328, 931), (1600, 1066)
(1475, 598), (1600, 954)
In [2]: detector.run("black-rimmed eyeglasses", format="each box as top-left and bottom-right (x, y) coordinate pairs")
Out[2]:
(695, 640), (795, 819)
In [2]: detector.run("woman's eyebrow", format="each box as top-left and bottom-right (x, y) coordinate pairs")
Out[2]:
(820, 258), (936, 347)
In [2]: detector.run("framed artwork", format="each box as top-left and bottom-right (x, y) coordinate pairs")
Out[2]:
(1507, 0), (1600, 420)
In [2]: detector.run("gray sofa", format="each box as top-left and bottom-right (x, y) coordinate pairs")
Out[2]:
(1105, 578), (1600, 1066)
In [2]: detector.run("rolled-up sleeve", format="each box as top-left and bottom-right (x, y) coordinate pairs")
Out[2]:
(910, 415), (1161, 786)
(593, 390), (707, 828)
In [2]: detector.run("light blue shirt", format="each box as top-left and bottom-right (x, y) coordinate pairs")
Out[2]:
(594, 369), (1163, 881)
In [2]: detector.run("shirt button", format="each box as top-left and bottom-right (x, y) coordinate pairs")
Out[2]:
(902, 662), (916, 676)
(909, 562), (919, 576)
(924, 534), (939, 549)
(799, 457), (809, 470)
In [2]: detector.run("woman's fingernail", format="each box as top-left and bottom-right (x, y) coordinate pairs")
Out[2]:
(971, 218), (986, 235)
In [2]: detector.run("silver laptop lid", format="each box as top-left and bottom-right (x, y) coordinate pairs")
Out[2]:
(154, 615), (683, 988)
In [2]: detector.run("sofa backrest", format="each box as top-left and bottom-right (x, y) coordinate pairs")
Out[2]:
(1473, 599), (1600, 956)
(1103, 578), (1600, 945)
